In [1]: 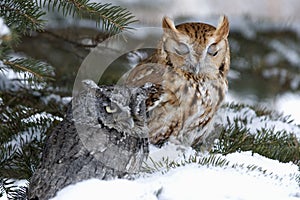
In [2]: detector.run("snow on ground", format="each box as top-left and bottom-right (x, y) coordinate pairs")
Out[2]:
(52, 151), (300, 200)
(276, 92), (300, 125)
(52, 94), (300, 199)
(225, 92), (300, 139)
(222, 104), (300, 137)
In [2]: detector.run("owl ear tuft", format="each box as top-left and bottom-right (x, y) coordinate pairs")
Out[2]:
(162, 16), (179, 34)
(82, 79), (100, 91)
(214, 15), (229, 42)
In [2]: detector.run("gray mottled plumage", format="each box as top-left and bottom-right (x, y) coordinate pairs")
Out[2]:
(28, 80), (154, 200)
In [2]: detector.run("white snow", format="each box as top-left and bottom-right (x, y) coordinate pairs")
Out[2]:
(51, 178), (160, 200)
(217, 102), (300, 140)
(0, 179), (28, 200)
(0, 17), (10, 44)
(276, 92), (300, 125)
(145, 143), (196, 169)
(1, 4), (299, 200)
(224, 93), (300, 139)
(49, 95), (296, 200)
(51, 151), (300, 200)
(0, 69), (23, 91)
(0, 65), (48, 91)
(41, 94), (67, 105)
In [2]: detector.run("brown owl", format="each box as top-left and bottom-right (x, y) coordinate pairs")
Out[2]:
(124, 16), (230, 148)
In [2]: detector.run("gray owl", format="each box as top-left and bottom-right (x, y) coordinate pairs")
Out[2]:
(28, 80), (154, 200)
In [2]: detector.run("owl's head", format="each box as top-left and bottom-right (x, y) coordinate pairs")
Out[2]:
(74, 80), (150, 137)
(161, 15), (230, 77)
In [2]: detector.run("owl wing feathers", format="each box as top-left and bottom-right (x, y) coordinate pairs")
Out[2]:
(29, 115), (125, 200)
(29, 14), (230, 199)
(29, 82), (150, 200)
(123, 16), (229, 148)
(125, 62), (165, 87)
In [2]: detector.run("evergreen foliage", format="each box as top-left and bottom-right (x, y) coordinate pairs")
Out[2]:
(36, 0), (138, 35)
(0, 1), (299, 198)
(143, 102), (300, 185)
(143, 153), (230, 175)
(212, 103), (300, 165)
(218, 124), (298, 161)
(0, 0), (45, 34)
(0, 0), (137, 198)
(0, 0), (137, 35)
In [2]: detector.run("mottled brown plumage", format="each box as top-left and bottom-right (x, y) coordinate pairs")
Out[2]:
(125, 16), (230, 148)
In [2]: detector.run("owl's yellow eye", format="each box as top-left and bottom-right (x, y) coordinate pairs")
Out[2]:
(105, 104), (118, 113)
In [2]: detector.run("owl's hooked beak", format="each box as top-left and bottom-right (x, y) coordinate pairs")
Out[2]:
(114, 112), (135, 129)
(195, 59), (218, 75)
(126, 118), (135, 129)
(187, 65), (198, 74)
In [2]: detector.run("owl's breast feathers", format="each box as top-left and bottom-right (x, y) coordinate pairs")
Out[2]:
(125, 63), (226, 146)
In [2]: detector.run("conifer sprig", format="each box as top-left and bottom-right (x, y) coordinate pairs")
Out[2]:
(37, 0), (138, 35)
(212, 103), (300, 165)
(0, 1), (138, 198)
(0, 0), (45, 34)
(2, 57), (55, 83)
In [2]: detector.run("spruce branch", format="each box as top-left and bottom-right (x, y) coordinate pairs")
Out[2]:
(37, 0), (138, 35)
(0, 179), (16, 199)
(0, 0), (138, 198)
(0, 88), (66, 181)
(143, 153), (231, 174)
(1, 57), (55, 82)
(0, 109), (51, 179)
(0, 179), (28, 200)
(212, 105), (300, 165)
(0, 0), (45, 34)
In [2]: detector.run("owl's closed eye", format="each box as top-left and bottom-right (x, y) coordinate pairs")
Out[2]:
(124, 16), (230, 148)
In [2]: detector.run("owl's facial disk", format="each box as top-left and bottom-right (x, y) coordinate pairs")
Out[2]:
(80, 80), (148, 136)
(93, 86), (148, 136)
(100, 99), (134, 130)
(162, 15), (230, 76)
